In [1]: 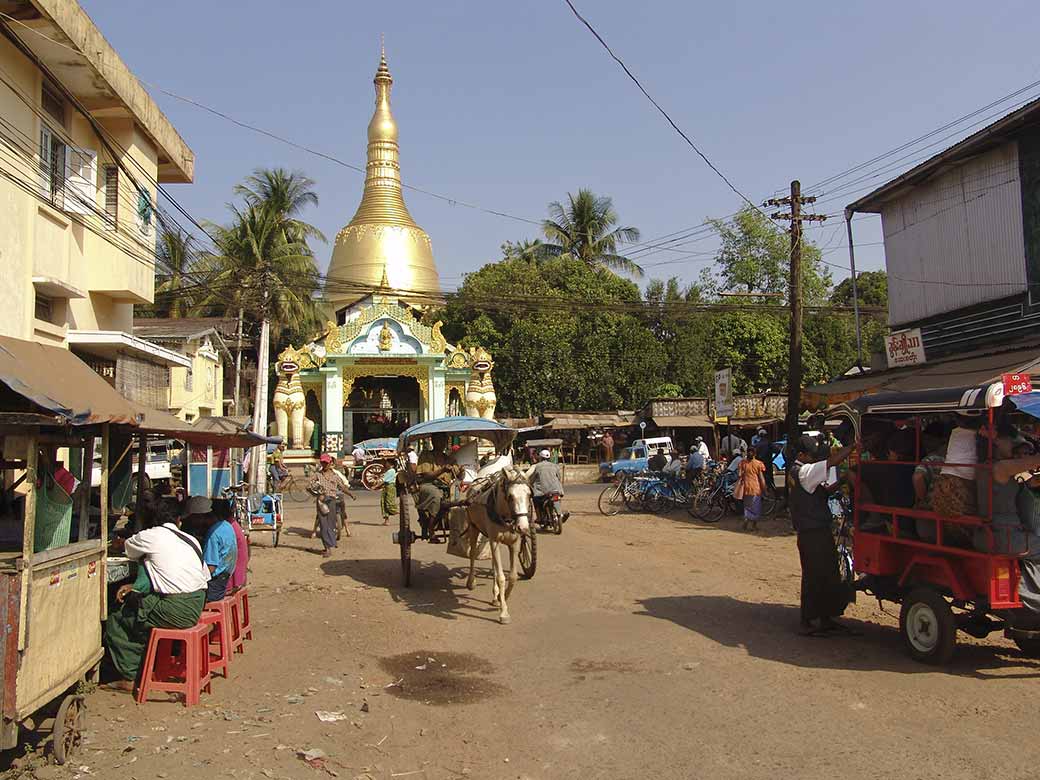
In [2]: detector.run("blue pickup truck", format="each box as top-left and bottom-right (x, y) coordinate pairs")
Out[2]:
(599, 436), (674, 480)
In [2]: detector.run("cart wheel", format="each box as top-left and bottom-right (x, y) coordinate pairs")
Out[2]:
(361, 463), (386, 492)
(52, 694), (85, 766)
(899, 587), (956, 665)
(399, 504), (413, 588)
(518, 530), (537, 579)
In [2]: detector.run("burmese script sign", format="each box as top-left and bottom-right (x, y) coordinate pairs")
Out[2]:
(1002, 373), (1032, 396)
(885, 328), (926, 369)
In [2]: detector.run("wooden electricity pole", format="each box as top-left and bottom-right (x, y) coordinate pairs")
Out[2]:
(765, 181), (827, 444)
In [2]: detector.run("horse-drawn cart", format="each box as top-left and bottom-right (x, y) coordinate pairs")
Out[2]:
(393, 417), (536, 588)
(346, 438), (398, 491)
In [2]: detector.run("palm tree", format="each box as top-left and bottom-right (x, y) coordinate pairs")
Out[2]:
(541, 189), (643, 277)
(193, 204), (322, 342)
(501, 238), (548, 262)
(152, 226), (197, 318)
(233, 167), (326, 245)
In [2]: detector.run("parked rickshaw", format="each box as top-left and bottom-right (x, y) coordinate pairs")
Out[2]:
(393, 417), (536, 586)
(345, 437), (397, 491)
(841, 381), (1040, 664)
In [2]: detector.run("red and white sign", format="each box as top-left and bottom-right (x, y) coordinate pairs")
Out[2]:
(1002, 373), (1033, 396)
(885, 328), (926, 368)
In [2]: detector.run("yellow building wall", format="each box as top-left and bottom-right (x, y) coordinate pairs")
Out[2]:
(0, 34), (160, 345)
(169, 345), (224, 421)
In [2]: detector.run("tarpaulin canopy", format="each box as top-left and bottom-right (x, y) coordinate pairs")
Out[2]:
(0, 335), (141, 426)
(1009, 391), (1040, 420)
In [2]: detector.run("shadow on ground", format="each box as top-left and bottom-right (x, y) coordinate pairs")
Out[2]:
(634, 594), (1040, 678)
(321, 557), (501, 624)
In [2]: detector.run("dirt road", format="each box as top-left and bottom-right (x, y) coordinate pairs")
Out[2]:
(14, 486), (1040, 779)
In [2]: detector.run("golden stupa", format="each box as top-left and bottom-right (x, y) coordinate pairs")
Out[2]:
(325, 45), (440, 309)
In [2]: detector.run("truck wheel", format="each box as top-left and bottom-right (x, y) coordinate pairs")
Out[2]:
(1012, 633), (1040, 658)
(899, 587), (956, 665)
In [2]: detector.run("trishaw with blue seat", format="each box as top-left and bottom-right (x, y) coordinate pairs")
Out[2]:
(841, 380), (1040, 664)
(393, 417), (536, 586)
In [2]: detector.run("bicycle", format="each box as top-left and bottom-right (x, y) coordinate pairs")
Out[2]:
(598, 471), (637, 516)
(221, 482), (252, 533)
(831, 492), (854, 585)
(269, 464), (312, 503)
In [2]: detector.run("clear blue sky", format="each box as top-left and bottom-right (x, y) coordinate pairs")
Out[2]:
(81, 0), (1040, 291)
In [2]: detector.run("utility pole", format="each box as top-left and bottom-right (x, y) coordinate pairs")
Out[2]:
(233, 307), (244, 415)
(765, 181), (827, 444)
(844, 208), (864, 370)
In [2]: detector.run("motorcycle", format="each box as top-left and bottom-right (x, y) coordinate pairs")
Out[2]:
(534, 492), (565, 535)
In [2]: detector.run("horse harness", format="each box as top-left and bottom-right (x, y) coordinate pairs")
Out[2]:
(458, 471), (529, 532)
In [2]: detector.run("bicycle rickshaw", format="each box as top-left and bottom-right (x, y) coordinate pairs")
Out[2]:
(345, 437), (397, 491)
(839, 381), (1040, 664)
(393, 417), (536, 587)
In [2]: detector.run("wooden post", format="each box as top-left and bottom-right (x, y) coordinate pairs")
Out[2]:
(785, 180), (803, 447)
(136, 434), (148, 504)
(18, 434), (38, 650)
(78, 434), (94, 543)
(99, 424), (110, 615)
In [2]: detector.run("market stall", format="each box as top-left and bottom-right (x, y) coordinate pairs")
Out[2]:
(0, 335), (143, 761)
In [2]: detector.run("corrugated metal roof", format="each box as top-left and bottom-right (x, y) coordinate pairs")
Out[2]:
(133, 317), (240, 341)
(848, 96), (1040, 214)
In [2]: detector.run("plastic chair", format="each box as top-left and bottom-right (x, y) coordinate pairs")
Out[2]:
(135, 623), (211, 706)
(234, 587), (253, 644)
(198, 611), (230, 679)
(205, 596), (243, 656)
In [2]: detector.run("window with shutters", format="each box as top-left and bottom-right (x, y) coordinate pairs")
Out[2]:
(63, 147), (97, 215)
(38, 124), (65, 205)
(102, 164), (118, 228)
(34, 293), (53, 323)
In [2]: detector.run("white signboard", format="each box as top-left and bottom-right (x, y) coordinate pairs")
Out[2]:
(885, 328), (927, 369)
(714, 368), (734, 417)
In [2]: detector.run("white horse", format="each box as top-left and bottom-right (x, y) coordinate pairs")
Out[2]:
(463, 467), (532, 624)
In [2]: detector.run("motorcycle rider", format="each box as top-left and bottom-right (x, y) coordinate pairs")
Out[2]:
(526, 449), (569, 526)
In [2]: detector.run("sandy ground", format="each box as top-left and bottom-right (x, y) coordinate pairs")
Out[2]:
(6, 485), (1040, 780)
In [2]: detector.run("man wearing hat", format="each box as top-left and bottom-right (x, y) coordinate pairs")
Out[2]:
(309, 453), (354, 557)
(104, 497), (210, 689)
(526, 449), (569, 525)
(789, 433), (856, 636)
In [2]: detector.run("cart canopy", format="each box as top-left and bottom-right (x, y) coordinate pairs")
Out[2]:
(0, 335), (142, 425)
(355, 438), (397, 451)
(397, 417), (516, 452)
(852, 383), (1005, 415)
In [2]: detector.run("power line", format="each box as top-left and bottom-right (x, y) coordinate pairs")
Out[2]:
(562, 0), (759, 211)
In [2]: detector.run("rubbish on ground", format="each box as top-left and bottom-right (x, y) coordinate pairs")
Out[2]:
(315, 711), (349, 722)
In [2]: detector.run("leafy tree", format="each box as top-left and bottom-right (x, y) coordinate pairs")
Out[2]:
(500, 239), (547, 262)
(830, 270), (888, 308)
(541, 189), (644, 277)
(701, 206), (831, 303)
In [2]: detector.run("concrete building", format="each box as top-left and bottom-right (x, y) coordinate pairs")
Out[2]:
(0, 1), (193, 399)
(134, 318), (237, 422)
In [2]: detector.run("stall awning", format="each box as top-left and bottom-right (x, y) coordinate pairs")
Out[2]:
(545, 412), (635, 429)
(804, 340), (1040, 408)
(130, 407), (272, 448)
(0, 335), (142, 426)
(649, 415), (715, 428)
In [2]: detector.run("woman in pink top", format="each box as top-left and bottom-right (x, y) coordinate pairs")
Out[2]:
(213, 498), (249, 592)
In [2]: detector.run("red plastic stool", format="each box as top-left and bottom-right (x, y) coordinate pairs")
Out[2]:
(205, 596), (243, 656)
(135, 623), (211, 706)
(198, 611), (230, 679)
(234, 587), (252, 643)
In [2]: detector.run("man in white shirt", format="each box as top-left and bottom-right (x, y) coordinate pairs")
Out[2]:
(693, 436), (710, 460)
(789, 434), (855, 637)
(720, 432), (747, 458)
(104, 497), (210, 689)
